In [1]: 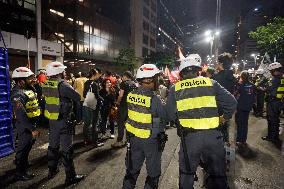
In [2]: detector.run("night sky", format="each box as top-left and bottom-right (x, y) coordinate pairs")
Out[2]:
(165, 0), (284, 58)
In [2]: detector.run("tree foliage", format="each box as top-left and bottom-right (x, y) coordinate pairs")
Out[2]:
(114, 48), (139, 71)
(249, 17), (284, 57)
(144, 51), (175, 69)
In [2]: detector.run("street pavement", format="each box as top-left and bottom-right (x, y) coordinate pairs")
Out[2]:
(0, 114), (283, 189)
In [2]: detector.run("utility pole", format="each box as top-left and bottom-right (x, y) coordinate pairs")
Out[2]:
(215, 0), (221, 63)
(36, 0), (42, 71)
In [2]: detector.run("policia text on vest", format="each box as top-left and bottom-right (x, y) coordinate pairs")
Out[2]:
(175, 77), (220, 130)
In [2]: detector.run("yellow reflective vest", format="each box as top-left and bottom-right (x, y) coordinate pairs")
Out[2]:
(276, 79), (284, 99)
(175, 77), (219, 130)
(125, 91), (153, 139)
(23, 90), (40, 118)
(42, 80), (61, 120)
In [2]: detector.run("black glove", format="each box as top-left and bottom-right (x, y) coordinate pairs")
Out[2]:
(157, 132), (168, 152)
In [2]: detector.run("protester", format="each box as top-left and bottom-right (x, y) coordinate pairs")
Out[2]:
(99, 79), (118, 139)
(82, 69), (104, 147)
(112, 71), (137, 147)
(234, 71), (256, 148)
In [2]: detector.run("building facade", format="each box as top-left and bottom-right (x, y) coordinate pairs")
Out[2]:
(130, 0), (157, 61)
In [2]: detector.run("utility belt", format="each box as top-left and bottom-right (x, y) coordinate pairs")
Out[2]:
(179, 127), (218, 137)
(268, 97), (283, 103)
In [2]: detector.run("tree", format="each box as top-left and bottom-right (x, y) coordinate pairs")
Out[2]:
(144, 52), (175, 69)
(114, 48), (139, 71)
(249, 17), (284, 57)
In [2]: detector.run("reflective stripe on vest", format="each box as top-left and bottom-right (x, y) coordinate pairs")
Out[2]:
(42, 80), (60, 120)
(125, 92), (152, 138)
(23, 90), (40, 118)
(276, 79), (284, 99)
(175, 77), (219, 130)
(125, 123), (151, 139)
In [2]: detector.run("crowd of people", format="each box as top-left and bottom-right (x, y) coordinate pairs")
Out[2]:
(9, 50), (284, 188)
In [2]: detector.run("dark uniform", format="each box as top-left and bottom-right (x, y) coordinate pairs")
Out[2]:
(123, 88), (166, 189)
(42, 79), (81, 181)
(255, 76), (268, 117)
(166, 77), (237, 189)
(11, 86), (40, 178)
(235, 81), (256, 143)
(264, 76), (284, 142)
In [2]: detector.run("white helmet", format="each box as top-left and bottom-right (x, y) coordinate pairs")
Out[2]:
(179, 54), (202, 71)
(248, 69), (254, 74)
(12, 67), (34, 78)
(268, 62), (282, 71)
(255, 69), (264, 75)
(136, 64), (161, 79)
(46, 61), (67, 76)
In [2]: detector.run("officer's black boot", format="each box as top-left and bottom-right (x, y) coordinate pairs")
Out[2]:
(62, 150), (85, 186)
(15, 160), (34, 181)
(47, 147), (60, 180)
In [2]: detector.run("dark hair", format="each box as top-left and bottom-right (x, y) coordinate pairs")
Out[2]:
(13, 77), (26, 84)
(102, 79), (111, 89)
(159, 78), (165, 85)
(88, 69), (98, 78)
(180, 66), (201, 79)
(96, 68), (102, 74)
(218, 53), (233, 69)
(122, 71), (133, 80)
(206, 67), (215, 75)
(240, 71), (249, 83)
(106, 71), (112, 76)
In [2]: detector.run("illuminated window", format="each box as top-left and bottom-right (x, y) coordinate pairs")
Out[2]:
(49, 9), (64, 17)
(68, 18), (74, 22)
(76, 20), (83, 26)
(55, 33), (64, 38)
(93, 28), (100, 36)
(84, 25), (89, 33)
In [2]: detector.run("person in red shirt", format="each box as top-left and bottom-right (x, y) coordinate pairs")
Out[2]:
(37, 70), (47, 84)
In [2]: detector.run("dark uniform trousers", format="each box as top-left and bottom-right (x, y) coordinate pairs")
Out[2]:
(15, 129), (33, 174)
(123, 137), (161, 189)
(48, 119), (76, 177)
(256, 90), (265, 115)
(266, 100), (283, 140)
(179, 130), (227, 189)
(235, 110), (250, 142)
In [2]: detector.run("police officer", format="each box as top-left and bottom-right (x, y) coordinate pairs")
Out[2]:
(235, 71), (256, 148)
(42, 61), (85, 186)
(262, 62), (284, 145)
(11, 67), (40, 181)
(254, 69), (268, 117)
(166, 54), (237, 189)
(122, 64), (167, 189)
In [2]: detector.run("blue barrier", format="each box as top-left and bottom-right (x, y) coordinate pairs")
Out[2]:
(0, 48), (14, 158)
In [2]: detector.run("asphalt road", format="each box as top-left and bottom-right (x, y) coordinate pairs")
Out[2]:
(0, 114), (283, 189)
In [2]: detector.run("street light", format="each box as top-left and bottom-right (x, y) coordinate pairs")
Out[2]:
(204, 29), (221, 62)
(251, 53), (258, 67)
